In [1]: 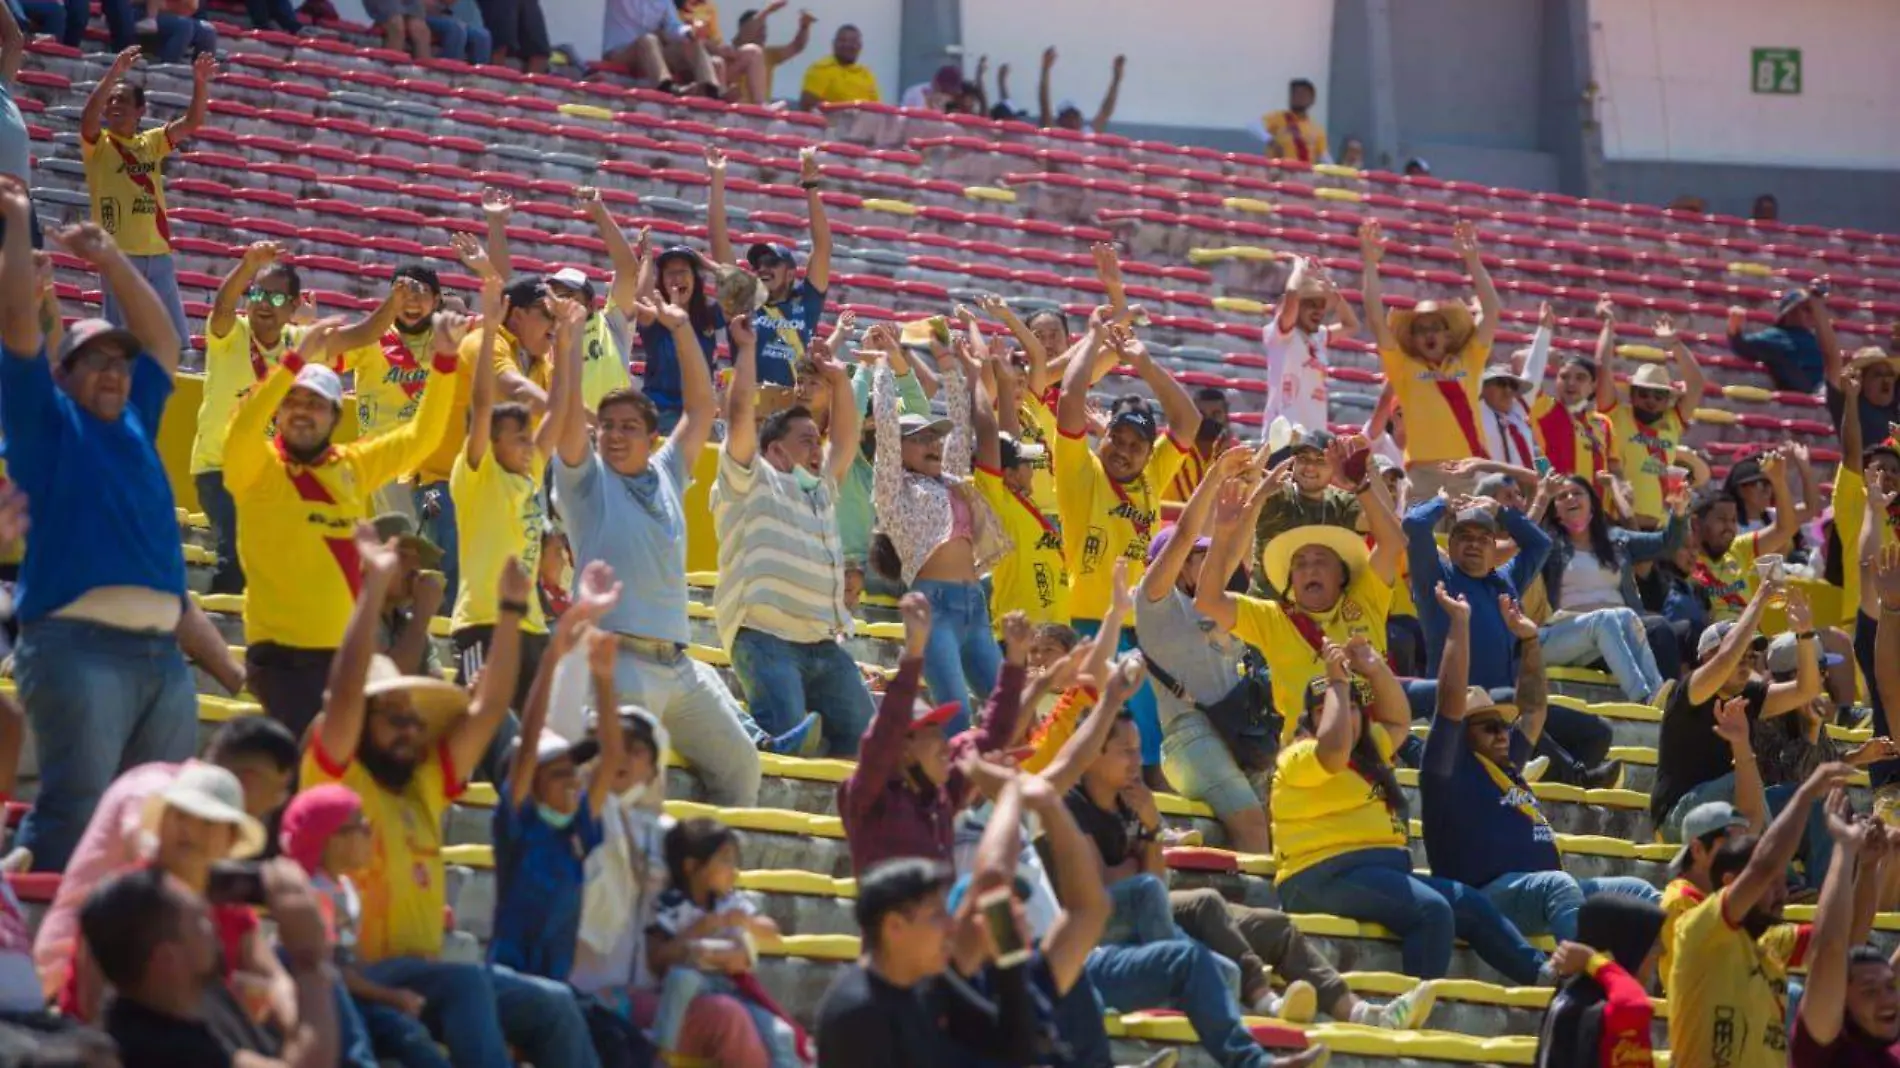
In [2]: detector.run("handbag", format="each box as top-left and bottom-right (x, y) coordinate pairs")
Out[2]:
(1146, 650), (1282, 773)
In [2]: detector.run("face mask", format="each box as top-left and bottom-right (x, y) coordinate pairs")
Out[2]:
(794, 466), (822, 492)
(537, 803), (577, 829)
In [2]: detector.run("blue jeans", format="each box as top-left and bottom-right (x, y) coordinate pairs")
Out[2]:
(1767, 782), (1834, 889)
(100, 254), (189, 362)
(193, 470), (243, 594)
(353, 998), (449, 1068)
(911, 578), (1001, 735)
(1480, 871), (1661, 943)
(1662, 772), (1736, 843)
(729, 627), (876, 756)
(358, 958), (599, 1068)
(61, 0), (133, 47)
(1040, 966), (1113, 1068)
(1538, 608), (1663, 703)
(244, 0), (299, 31)
(14, 618), (198, 872)
(1074, 619), (1159, 765)
(9, 0), (66, 37)
(1102, 873), (1178, 946)
(1277, 848), (1546, 985)
(150, 14), (216, 62)
(1085, 940), (1274, 1068)
(412, 479), (460, 605)
(428, 14), (493, 63)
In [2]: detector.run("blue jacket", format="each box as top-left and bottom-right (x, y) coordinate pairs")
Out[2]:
(1405, 497), (1551, 688)
(1538, 514), (1686, 615)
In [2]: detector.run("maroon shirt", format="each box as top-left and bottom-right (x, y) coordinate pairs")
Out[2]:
(1792, 1016), (1900, 1068)
(838, 658), (1026, 876)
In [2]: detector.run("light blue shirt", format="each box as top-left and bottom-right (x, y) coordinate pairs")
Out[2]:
(0, 80), (29, 186)
(552, 437), (692, 644)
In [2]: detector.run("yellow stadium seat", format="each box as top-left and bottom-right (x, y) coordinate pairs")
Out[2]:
(861, 198), (919, 216)
(1213, 296), (1269, 315)
(963, 186), (1017, 203)
(1222, 197), (1275, 215)
(1315, 187), (1363, 204)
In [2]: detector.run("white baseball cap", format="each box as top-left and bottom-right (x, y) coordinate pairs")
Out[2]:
(140, 763), (268, 859)
(292, 363), (344, 406)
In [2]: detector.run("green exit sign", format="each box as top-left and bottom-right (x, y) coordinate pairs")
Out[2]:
(1751, 48), (1802, 94)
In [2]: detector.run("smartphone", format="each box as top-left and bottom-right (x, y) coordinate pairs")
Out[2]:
(979, 887), (1030, 969)
(206, 861), (267, 906)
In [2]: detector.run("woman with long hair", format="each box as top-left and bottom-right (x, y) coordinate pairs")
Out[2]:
(1537, 474), (1687, 698)
(635, 244), (724, 433)
(1270, 609), (1546, 985)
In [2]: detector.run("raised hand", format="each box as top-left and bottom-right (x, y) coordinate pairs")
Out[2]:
(352, 522), (401, 581)
(1803, 761), (1857, 800)
(412, 569), (446, 620)
(1711, 695), (1751, 747)
(480, 187), (514, 220)
(1321, 640), (1351, 683)
(1344, 635), (1383, 676)
(638, 296), (688, 331)
(1357, 218), (1385, 265)
(1727, 306), (1748, 335)
(573, 185), (602, 205)
(1041, 46), (1057, 70)
(1110, 558), (1134, 619)
(48, 221), (119, 267)
(192, 52), (216, 83)
(1450, 220), (1482, 260)
(1211, 475), (1255, 528)
(1538, 301), (1556, 331)
(477, 273), (504, 321)
(1654, 315), (1678, 345)
(1498, 594), (1538, 640)
(1434, 581), (1470, 624)
(105, 46), (141, 80)
(1000, 611), (1031, 664)
(799, 146), (821, 185)
(705, 145), (727, 175)
(1594, 294), (1616, 323)
(449, 232), (497, 281)
(1784, 586), (1814, 632)
(31, 250), (53, 298)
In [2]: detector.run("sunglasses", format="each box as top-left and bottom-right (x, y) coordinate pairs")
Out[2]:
(70, 347), (132, 372)
(1469, 718), (1512, 735)
(1632, 388), (1674, 402)
(247, 289), (294, 308)
(377, 710), (426, 734)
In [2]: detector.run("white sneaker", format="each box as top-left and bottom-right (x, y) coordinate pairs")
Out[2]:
(1375, 979), (1439, 1030)
(1522, 756), (1550, 783)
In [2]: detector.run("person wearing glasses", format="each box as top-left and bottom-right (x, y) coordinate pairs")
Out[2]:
(189, 240), (321, 594)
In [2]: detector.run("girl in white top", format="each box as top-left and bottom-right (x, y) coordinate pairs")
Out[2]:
(1262, 257), (1359, 439)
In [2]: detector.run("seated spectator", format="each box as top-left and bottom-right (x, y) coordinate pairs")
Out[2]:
(602, 0), (721, 96)
(1650, 584), (1822, 841)
(898, 63), (962, 111)
(1667, 761), (1854, 1067)
(1246, 429), (1366, 583)
(32, 717), (297, 1002)
(1404, 158), (1430, 177)
(1728, 285), (1838, 395)
(424, 0), (492, 64)
(1338, 137), (1365, 168)
(1035, 46), (1122, 133)
(1270, 637), (1547, 985)
(730, 2), (813, 100)
(1533, 894), (1666, 1068)
(304, 523), (598, 1067)
(1259, 258), (1357, 445)
(716, 324), (869, 752)
(363, 0), (439, 58)
(243, 0), (298, 32)
(646, 818), (803, 1063)
(140, 0), (215, 62)
(1532, 474), (1683, 701)
(1198, 451), (1402, 743)
(839, 595), (1027, 874)
(1262, 78), (1327, 163)
(478, 0), (550, 71)
(1421, 586), (1660, 944)
(798, 24), (878, 108)
(83, 862), (340, 1068)
(1790, 807), (1900, 1067)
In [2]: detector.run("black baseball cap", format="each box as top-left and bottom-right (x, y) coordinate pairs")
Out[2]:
(1107, 407), (1158, 444)
(746, 242), (799, 270)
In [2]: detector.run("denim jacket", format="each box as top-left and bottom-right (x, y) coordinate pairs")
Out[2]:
(1537, 514), (1686, 615)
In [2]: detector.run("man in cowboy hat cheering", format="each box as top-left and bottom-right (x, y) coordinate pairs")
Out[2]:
(304, 521), (601, 1068)
(1196, 457), (1404, 743)
(1593, 301), (1706, 529)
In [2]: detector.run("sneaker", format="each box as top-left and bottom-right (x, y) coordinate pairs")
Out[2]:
(1374, 979), (1439, 1030)
(1580, 759), (1625, 790)
(1157, 827), (1203, 848)
(1273, 980), (1318, 1024)
(764, 712), (823, 757)
(0, 848), (29, 874)
(1521, 756), (1550, 783)
(1649, 678), (1676, 710)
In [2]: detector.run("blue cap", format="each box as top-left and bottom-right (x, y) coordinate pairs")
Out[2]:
(1775, 288), (1809, 320)
(746, 242), (799, 270)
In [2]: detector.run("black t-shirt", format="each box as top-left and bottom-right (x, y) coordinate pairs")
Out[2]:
(1062, 786), (1143, 868)
(1651, 678), (1767, 822)
(103, 986), (273, 1068)
(815, 961), (1040, 1068)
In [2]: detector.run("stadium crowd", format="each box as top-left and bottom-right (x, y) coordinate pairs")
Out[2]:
(0, 2), (1896, 1067)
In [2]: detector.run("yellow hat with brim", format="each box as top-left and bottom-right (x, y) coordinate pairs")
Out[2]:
(1627, 362), (1684, 396)
(1388, 299), (1475, 360)
(1848, 347), (1899, 373)
(361, 654), (470, 741)
(140, 763), (269, 860)
(1262, 525), (1371, 596)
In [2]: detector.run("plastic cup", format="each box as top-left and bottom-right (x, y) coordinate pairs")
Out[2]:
(1756, 554), (1787, 608)
(1662, 465), (1689, 496)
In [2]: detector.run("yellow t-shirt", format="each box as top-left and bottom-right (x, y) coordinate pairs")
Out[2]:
(345, 329), (437, 444)
(801, 55), (882, 104)
(1666, 887), (1807, 1068)
(449, 449), (548, 634)
(1232, 568), (1392, 742)
(1655, 877), (1703, 994)
(580, 311), (633, 412)
(1016, 393), (1059, 517)
(1262, 109), (1328, 164)
(1053, 429), (1188, 621)
(1378, 343), (1490, 465)
(416, 327), (524, 485)
(976, 467), (1069, 634)
(1271, 729), (1407, 881)
(190, 319), (308, 475)
(1694, 530), (1763, 626)
(303, 737), (461, 964)
(81, 127), (173, 257)
(1605, 402), (1686, 522)
(1830, 467), (1900, 624)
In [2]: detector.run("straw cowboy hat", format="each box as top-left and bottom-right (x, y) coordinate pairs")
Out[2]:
(1626, 363), (1684, 396)
(1262, 525), (1371, 595)
(1847, 346), (1900, 374)
(1461, 686), (1520, 723)
(361, 653), (470, 740)
(1388, 299), (1476, 359)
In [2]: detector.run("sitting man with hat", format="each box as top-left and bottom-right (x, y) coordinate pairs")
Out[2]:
(1260, 255), (1358, 440)
(709, 147), (832, 388)
(1595, 307), (1707, 529)
(1421, 581), (1660, 946)
(226, 319), (462, 743)
(305, 521), (599, 1068)
(1728, 283), (1840, 395)
(1197, 450), (1404, 744)
(1358, 217), (1502, 498)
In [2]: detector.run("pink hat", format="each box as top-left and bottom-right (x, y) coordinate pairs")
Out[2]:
(278, 784), (363, 876)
